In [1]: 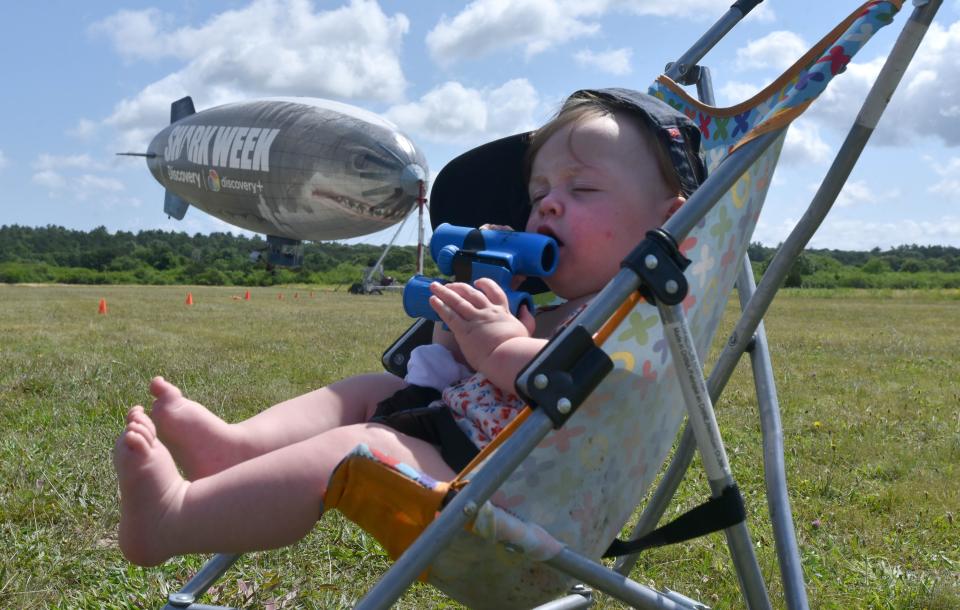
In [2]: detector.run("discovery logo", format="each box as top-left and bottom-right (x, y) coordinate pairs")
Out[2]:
(207, 169), (221, 192)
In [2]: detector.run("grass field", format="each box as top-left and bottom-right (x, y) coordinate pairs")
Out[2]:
(0, 284), (957, 608)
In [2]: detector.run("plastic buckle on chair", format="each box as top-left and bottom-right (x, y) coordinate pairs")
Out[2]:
(665, 62), (703, 87)
(516, 326), (613, 428)
(621, 229), (691, 306)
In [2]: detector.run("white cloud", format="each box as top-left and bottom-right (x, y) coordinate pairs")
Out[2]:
(717, 80), (764, 106)
(707, 18), (960, 151)
(486, 79), (543, 133)
(32, 170), (67, 191)
(573, 47), (632, 75)
(928, 156), (960, 201)
(92, 0), (408, 99)
(423, 0), (769, 66)
(386, 82), (486, 140)
(76, 174), (125, 195)
(808, 56), (886, 138)
(30, 153), (126, 201)
(385, 79), (541, 145)
(735, 31), (807, 72)
(781, 118), (831, 165)
(92, 0), (411, 152)
(101, 72), (193, 153)
(808, 20), (960, 147)
(89, 8), (168, 61)
(800, 177), (900, 210)
(604, 0), (773, 21)
(685, 15), (960, 158)
(809, 217), (960, 249)
(33, 153), (105, 172)
(835, 180), (878, 208)
(755, 213), (960, 248)
(68, 119), (98, 140)
(893, 20), (960, 146)
(744, 2), (775, 22)
(426, 0), (599, 65)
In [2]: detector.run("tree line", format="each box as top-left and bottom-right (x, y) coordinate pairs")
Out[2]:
(0, 225), (439, 287)
(1, 225), (959, 289)
(747, 242), (960, 289)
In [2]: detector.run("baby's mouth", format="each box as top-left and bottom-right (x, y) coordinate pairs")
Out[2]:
(537, 227), (564, 247)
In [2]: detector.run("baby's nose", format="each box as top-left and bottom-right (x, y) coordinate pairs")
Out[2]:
(537, 193), (563, 216)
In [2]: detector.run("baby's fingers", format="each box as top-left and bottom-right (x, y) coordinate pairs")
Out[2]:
(479, 223), (514, 232)
(447, 281), (495, 310)
(518, 304), (536, 335)
(473, 277), (509, 308)
(429, 282), (479, 319)
(429, 294), (455, 327)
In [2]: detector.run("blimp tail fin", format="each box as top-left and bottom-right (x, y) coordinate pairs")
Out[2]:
(164, 190), (190, 220)
(170, 96), (195, 123)
(162, 97), (195, 220)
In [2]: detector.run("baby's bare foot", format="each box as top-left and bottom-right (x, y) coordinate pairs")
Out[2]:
(114, 406), (188, 566)
(149, 377), (246, 480)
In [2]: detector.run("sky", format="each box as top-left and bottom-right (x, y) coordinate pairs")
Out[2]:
(2, 0), (960, 251)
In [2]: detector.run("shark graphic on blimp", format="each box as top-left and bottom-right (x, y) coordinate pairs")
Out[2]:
(123, 96), (428, 266)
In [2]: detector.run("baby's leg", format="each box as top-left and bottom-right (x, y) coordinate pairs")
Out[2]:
(115, 408), (453, 566)
(151, 373), (406, 479)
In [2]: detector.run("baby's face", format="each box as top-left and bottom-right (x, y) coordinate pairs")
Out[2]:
(526, 113), (681, 300)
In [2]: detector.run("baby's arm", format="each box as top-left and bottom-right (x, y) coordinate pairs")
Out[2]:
(429, 278), (545, 394)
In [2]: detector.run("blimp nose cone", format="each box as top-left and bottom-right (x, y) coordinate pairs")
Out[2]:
(400, 163), (427, 197)
(145, 131), (166, 181)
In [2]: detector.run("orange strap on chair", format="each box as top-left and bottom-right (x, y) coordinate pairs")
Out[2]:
(324, 448), (451, 577)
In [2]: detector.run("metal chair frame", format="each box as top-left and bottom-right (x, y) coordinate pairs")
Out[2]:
(159, 2), (943, 608)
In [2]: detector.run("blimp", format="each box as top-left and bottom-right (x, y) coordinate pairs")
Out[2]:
(127, 96), (428, 266)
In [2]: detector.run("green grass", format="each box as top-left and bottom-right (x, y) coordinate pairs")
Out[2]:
(0, 285), (957, 608)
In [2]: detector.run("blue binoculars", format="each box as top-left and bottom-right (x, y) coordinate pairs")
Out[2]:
(403, 223), (558, 322)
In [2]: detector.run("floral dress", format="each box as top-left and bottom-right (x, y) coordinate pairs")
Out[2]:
(441, 374), (526, 449)
(440, 302), (588, 450)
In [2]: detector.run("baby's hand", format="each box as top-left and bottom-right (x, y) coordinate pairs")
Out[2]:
(479, 223), (513, 232)
(429, 278), (535, 373)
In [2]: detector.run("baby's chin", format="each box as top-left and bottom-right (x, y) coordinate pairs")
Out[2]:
(545, 279), (599, 302)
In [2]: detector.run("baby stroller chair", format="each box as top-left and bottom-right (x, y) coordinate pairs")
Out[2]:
(160, 1), (944, 608)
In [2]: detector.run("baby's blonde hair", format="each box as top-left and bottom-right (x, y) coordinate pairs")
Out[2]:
(524, 92), (684, 198)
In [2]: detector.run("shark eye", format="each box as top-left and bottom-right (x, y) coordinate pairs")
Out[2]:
(352, 150), (396, 175)
(352, 153), (370, 170)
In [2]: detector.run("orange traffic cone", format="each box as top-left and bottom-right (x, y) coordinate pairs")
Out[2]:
(244, 290), (251, 301)
(98, 298), (108, 315)
(310, 291), (314, 298)
(278, 293), (283, 300)
(186, 293), (194, 306)
(294, 292), (299, 299)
